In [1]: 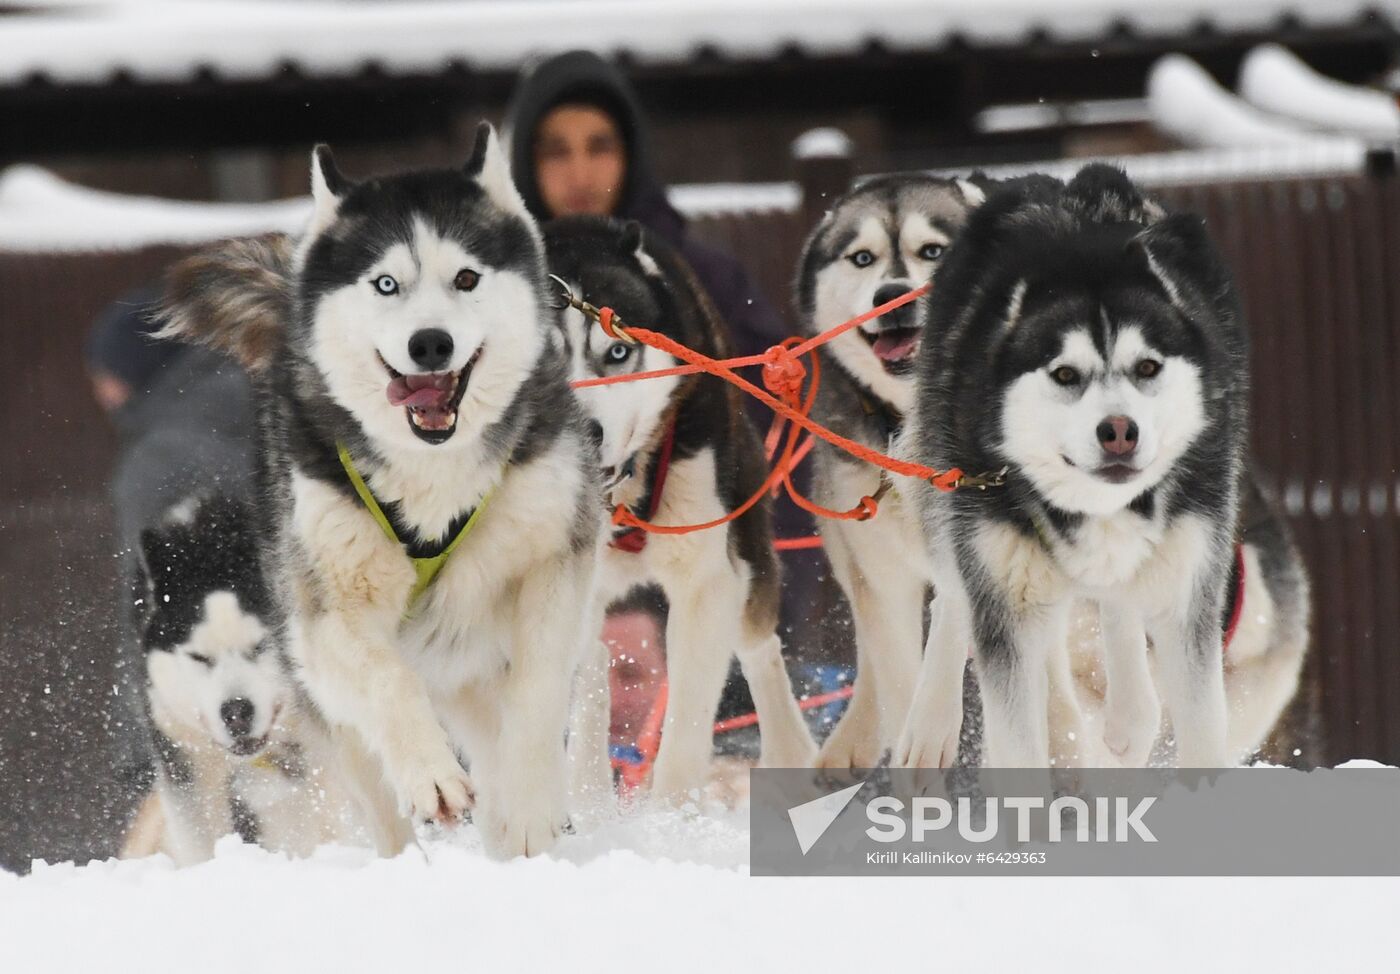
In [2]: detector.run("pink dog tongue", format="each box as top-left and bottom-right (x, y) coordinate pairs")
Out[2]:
(386, 372), (453, 409)
(873, 330), (919, 361)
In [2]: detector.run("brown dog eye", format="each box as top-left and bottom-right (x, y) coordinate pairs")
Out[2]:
(1051, 365), (1081, 386)
(1135, 359), (1162, 379)
(454, 268), (480, 291)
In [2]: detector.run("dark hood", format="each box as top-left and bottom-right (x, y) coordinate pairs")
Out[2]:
(502, 49), (686, 243)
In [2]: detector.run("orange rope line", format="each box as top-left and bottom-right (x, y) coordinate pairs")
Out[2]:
(566, 282), (1004, 540)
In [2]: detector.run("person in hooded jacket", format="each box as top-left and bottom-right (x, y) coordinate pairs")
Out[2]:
(503, 51), (832, 736)
(502, 49), (789, 359)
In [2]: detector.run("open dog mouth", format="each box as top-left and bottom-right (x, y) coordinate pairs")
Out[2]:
(381, 349), (480, 444)
(860, 326), (922, 373)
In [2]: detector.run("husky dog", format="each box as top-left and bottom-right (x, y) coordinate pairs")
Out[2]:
(894, 165), (1254, 768)
(161, 125), (600, 858)
(546, 217), (816, 799)
(132, 494), (359, 864)
(792, 174), (985, 768)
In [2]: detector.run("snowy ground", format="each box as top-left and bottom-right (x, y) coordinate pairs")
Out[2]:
(3, 794), (1397, 972)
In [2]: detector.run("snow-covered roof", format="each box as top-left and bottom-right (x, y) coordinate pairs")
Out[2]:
(0, 0), (1391, 87)
(0, 164), (802, 253)
(1147, 54), (1339, 150)
(937, 139), (1368, 189)
(1, 131), (1373, 255)
(0, 165), (313, 253)
(1240, 44), (1400, 143)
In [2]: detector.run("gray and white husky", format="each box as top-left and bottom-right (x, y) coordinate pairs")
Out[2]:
(896, 165), (1300, 768)
(160, 125), (600, 858)
(792, 174), (985, 768)
(546, 217), (816, 800)
(130, 494), (361, 864)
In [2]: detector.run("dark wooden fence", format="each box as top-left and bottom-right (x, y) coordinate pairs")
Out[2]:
(1, 159), (1397, 863)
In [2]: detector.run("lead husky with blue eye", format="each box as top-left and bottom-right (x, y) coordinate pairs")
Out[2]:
(545, 217), (816, 800)
(160, 124), (600, 858)
(792, 174), (984, 768)
(896, 165), (1249, 768)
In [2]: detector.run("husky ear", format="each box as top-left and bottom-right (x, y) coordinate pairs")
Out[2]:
(618, 220), (661, 277)
(309, 144), (353, 235)
(1133, 213), (1234, 322)
(618, 220), (644, 255)
(465, 121), (530, 218)
(954, 178), (986, 207)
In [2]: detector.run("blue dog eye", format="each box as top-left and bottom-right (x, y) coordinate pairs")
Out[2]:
(606, 343), (631, 364)
(848, 250), (875, 268)
(372, 274), (399, 295)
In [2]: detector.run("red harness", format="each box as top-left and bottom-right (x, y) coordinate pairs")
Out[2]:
(609, 422), (676, 555)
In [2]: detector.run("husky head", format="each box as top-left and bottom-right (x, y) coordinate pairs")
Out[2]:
(293, 123), (547, 450)
(796, 174), (984, 412)
(136, 496), (287, 757)
(544, 217), (722, 496)
(921, 164), (1245, 518)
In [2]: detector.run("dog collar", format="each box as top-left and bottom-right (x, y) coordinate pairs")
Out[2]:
(336, 443), (493, 610)
(610, 420), (676, 555)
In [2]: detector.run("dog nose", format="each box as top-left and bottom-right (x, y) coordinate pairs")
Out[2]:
(220, 697), (255, 738)
(1096, 415), (1139, 456)
(872, 282), (915, 328)
(872, 282), (914, 307)
(408, 328), (454, 371)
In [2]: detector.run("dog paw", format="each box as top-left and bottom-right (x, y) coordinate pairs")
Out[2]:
(394, 754), (475, 826)
(760, 734), (818, 770)
(476, 796), (569, 859)
(1102, 697), (1160, 767)
(815, 720), (884, 770)
(892, 705), (962, 769)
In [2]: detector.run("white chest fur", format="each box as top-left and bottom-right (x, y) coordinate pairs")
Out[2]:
(289, 435), (590, 692)
(974, 508), (1211, 614)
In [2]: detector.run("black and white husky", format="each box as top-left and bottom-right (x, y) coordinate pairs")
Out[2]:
(161, 125), (600, 858)
(897, 165), (1265, 768)
(546, 217), (816, 799)
(792, 174), (985, 768)
(131, 494), (359, 864)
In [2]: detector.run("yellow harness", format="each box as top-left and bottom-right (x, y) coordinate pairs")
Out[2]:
(336, 443), (493, 610)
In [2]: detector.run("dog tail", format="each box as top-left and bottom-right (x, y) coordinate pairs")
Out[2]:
(157, 233), (294, 373)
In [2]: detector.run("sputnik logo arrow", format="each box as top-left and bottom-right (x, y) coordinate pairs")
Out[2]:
(787, 781), (865, 855)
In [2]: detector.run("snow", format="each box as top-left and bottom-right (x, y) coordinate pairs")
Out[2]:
(0, 1), (1385, 86)
(935, 139), (1367, 190)
(1240, 44), (1400, 144)
(0, 165), (313, 253)
(1147, 53), (1361, 151)
(791, 127), (854, 160)
(667, 181), (800, 216)
(3, 799), (1398, 971)
(0, 165), (799, 253)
